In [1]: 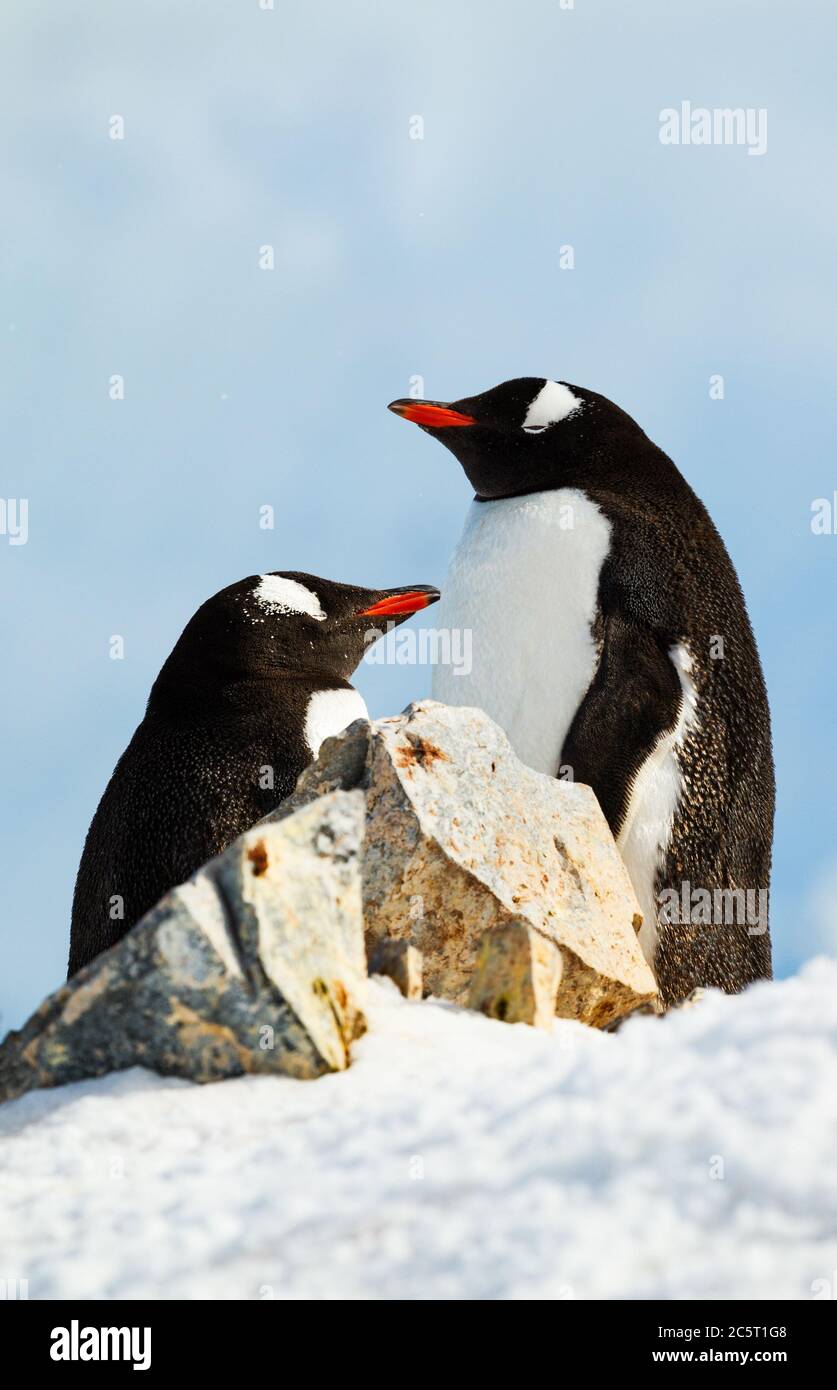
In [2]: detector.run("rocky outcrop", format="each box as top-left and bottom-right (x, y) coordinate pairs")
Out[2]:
(0, 701), (661, 1105)
(0, 791), (367, 1103)
(269, 701), (658, 1028)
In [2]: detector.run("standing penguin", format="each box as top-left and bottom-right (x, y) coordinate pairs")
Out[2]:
(389, 380), (774, 1005)
(69, 571), (439, 976)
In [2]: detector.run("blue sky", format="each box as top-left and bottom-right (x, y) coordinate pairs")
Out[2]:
(1, 0), (835, 1028)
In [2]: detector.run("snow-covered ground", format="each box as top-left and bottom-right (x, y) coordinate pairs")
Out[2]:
(2, 959), (836, 1301)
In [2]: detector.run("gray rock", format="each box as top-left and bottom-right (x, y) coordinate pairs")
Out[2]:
(0, 791), (367, 1104)
(368, 938), (423, 1000)
(268, 701), (659, 1028)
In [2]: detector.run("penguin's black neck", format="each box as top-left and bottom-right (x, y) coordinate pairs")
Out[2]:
(147, 648), (355, 723)
(465, 434), (685, 506)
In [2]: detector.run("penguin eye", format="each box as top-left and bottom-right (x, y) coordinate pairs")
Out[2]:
(522, 424), (549, 434)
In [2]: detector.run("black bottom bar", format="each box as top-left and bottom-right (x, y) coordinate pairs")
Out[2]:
(1, 1298), (829, 1373)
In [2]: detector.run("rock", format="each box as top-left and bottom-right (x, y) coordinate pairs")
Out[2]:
(0, 791), (367, 1104)
(268, 701), (659, 1028)
(469, 920), (563, 1029)
(368, 939), (423, 1000)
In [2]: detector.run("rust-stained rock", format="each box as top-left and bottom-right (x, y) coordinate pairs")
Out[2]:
(368, 938), (423, 1000)
(269, 701), (659, 1028)
(0, 791), (367, 1104)
(469, 920), (563, 1029)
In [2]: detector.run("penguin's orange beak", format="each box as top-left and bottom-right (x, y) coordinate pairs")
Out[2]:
(388, 399), (475, 429)
(356, 588), (440, 618)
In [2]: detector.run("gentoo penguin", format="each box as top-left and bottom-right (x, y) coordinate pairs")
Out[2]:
(68, 571), (440, 976)
(389, 380), (774, 1006)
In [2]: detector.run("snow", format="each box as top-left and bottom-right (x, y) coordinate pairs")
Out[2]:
(2, 959), (836, 1301)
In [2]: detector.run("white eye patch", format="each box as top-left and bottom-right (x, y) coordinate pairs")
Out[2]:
(522, 380), (581, 431)
(253, 574), (326, 620)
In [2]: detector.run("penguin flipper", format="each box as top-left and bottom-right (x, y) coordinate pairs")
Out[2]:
(561, 610), (683, 837)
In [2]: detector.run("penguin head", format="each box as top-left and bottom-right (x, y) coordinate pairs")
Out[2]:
(158, 571), (441, 689)
(389, 378), (639, 500)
